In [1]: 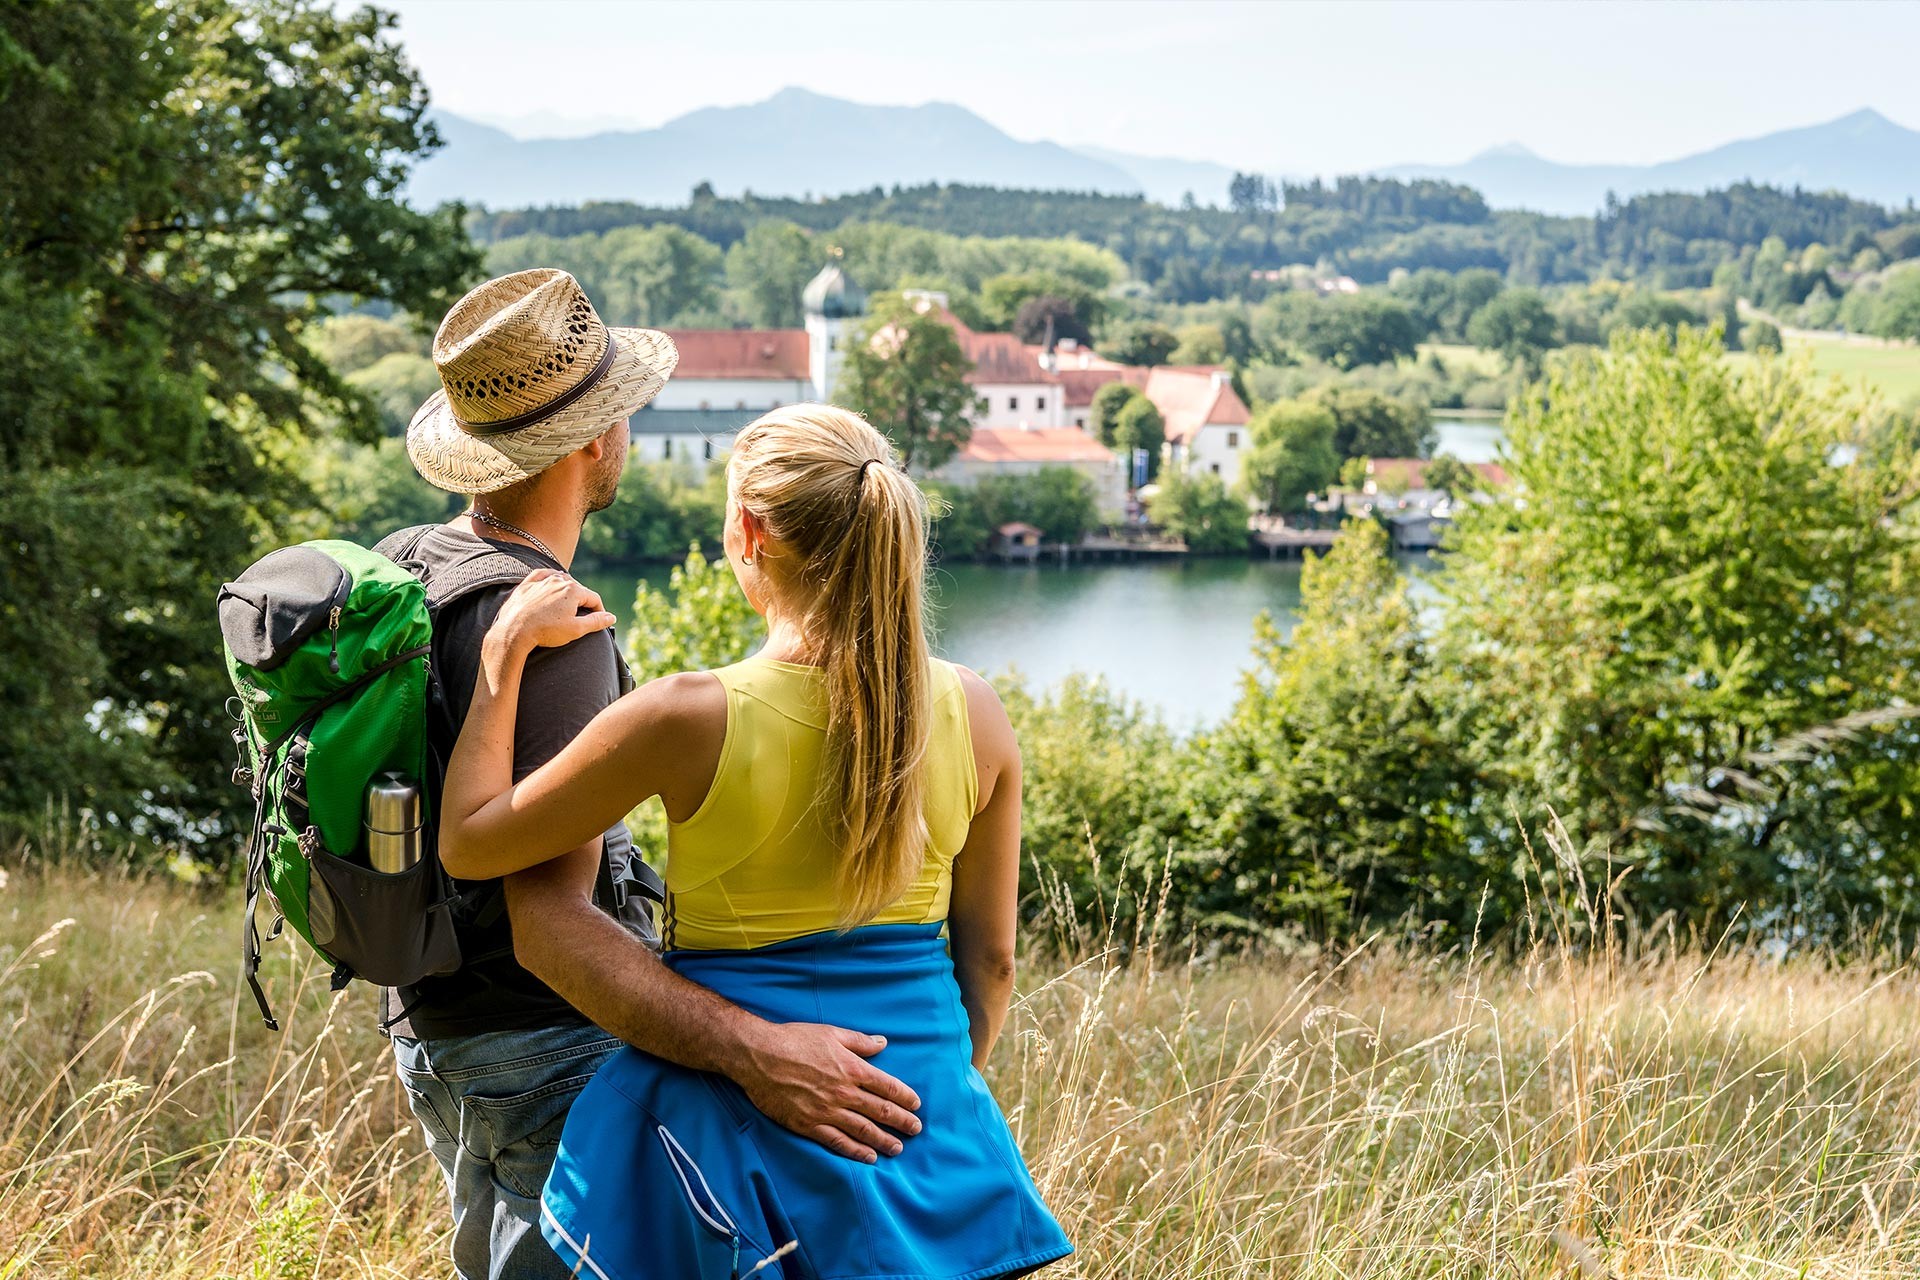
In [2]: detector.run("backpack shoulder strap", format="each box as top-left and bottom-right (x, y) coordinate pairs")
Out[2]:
(376, 524), (535, 614)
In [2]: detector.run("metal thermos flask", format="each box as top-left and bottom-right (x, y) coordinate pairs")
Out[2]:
(365, 771), (423, 873)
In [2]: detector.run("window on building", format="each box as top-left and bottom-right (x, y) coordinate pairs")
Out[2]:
(1210, 463), (1221, 475)
(1008, 396), (1019, 411)
(1036, 396), (1047, 411)
(703, 439), (714, 461)
(1227, 431), (1238, 448)
(663, 439), (673, 460)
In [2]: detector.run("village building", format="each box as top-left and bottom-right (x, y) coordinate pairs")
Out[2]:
(934, 424), (1128, 515)
(642, 266), (1252, 510)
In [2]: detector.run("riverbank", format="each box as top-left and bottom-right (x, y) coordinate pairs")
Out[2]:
(6, 855), (1916, 1278)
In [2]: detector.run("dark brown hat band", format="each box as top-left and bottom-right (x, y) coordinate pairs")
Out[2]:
(460, 335), (620, 438)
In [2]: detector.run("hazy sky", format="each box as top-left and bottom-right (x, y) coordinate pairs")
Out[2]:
(373, 0), (1920, 173)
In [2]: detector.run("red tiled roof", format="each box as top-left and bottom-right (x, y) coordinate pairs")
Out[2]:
(1368, 458), (1510, 491)
(960, 331), (1052, 385)
(957, 427), (1115, 465)
(1053, 366), (1148, 408)
(1143, 367), (1251, 446)
(664, 329), (809, 380)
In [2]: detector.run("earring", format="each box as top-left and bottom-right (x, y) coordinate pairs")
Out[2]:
(742, 550), (756, 565)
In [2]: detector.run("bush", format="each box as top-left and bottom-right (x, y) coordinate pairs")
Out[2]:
(1149, 470), (1249, 553)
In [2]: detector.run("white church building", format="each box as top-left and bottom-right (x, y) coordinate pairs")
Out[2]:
(632, 265), (1253, 504)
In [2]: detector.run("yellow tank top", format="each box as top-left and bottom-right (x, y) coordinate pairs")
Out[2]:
(662, 655), (978, 950)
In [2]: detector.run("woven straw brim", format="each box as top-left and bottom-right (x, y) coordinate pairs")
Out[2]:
(407, 327), (679, 495)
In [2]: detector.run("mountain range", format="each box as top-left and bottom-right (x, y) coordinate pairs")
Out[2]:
(1381, 109), (1920, 214)
(410, 91), (1920, 216)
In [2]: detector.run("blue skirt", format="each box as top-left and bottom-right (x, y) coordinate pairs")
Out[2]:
(540, 922), (1073, 1280)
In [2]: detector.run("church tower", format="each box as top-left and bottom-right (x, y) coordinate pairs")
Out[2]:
(802, 261), (867, 404)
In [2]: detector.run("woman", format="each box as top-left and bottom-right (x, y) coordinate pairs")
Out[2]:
(438, 404), (1073, 1280)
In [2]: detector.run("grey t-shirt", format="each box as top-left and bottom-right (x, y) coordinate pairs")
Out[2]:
(384, 525), (634, 1038)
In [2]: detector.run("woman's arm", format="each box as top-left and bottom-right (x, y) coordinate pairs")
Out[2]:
(438, 570), (716, 880)
(945, 667), (1022, 1071)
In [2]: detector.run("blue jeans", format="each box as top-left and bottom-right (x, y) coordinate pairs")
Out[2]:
(393, 1023), (621, 1280)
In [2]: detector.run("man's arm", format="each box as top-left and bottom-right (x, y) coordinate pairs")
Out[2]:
(505, 845), (923, 1164)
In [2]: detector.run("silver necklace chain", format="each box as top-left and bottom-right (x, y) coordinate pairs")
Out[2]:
(467, 506), (559, 564)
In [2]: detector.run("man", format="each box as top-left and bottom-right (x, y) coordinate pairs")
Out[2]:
(381, 269), (921, 1280)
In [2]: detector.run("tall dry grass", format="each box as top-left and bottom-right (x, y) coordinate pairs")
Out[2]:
(3, 825), (1918, 1278)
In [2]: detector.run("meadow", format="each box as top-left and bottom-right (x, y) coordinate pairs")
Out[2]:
(1427, 333), (1920, 406)
(6, 826), (1920, 1279)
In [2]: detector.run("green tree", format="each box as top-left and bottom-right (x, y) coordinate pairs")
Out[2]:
(998, 674), (1188, 937)
(1307, 386), (1436, 459)
(348, 352), (442, 436)
(0, 0), (481, 847)
(1867, 268), (1920, 342)
(1438, 327), (1920, 932)
(1011, 295), (1094, 349)
(1170, 323), (1227, 365)
(1465, 289), (1557, 378)
(1114, 396), (1166, 483)
(979, 271), (1102, 336)
(922, 479), (992, 560)
(309, 313), (427, 376)
(1742, 318), (1784, 354)
(288, 438), (455, 546)
(977, 468), (1099, 544)
(1105, 321), (1180, 367)
(1088, 382), (1140, 448)
(1241, 399), (1339, 512)
(1191, 520), (1479, 935)
(1266, 292), (1421, 369)
(1419, 452), (1477, 501)
(1149, 471), (1249, 553)
(723, 221), (818, 328)
(839, 295), (982, 469)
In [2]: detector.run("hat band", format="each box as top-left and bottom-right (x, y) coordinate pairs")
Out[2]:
(461, 334), (620, 438)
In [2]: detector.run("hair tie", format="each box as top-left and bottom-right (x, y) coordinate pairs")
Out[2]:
(855, 457), (882, 494)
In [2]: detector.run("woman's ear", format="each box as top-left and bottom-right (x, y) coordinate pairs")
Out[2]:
(739, 506), (766, 561)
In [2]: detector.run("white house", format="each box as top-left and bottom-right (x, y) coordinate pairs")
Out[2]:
(899, 290), (1067, 430)
(1150, 367), (1251, 489)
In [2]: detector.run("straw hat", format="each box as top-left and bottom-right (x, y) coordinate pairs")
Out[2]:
(406, 268), (679, 494)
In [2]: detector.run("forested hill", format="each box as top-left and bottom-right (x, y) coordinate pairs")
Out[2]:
(467, 179), (1920, 296)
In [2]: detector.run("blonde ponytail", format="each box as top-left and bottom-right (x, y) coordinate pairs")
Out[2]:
(727, 405), (932, 926)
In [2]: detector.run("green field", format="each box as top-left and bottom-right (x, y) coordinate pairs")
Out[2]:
(1767, 332), (1920, 404)
(1430, 334), (1920, 406)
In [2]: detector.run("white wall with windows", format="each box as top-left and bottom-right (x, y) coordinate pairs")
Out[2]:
(969, 383), (1067, 430)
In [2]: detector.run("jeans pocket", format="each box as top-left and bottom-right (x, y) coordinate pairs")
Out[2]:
(469, 1072), (601, 1200)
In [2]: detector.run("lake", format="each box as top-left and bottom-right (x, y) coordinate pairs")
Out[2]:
(582, 415), (1499, 724)
(583, 554), (1438, 727)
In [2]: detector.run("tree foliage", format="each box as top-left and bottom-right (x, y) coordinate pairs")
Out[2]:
(1306, 386), (1437, 460)
(839, 295), (982, 469)
(0, 0), (481, 847)
(1437, 326), (1920, 929)
(1114, 396), (1166, 483)
(1149, 471), (1249, 553)
(1241, 399), (1340, 512)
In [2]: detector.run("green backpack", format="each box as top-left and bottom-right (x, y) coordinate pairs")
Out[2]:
(217, 537), (524, 1028)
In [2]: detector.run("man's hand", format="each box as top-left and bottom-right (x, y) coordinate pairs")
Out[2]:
(506, 849), (923, 1164)
(733, 1020), (924, 1164)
